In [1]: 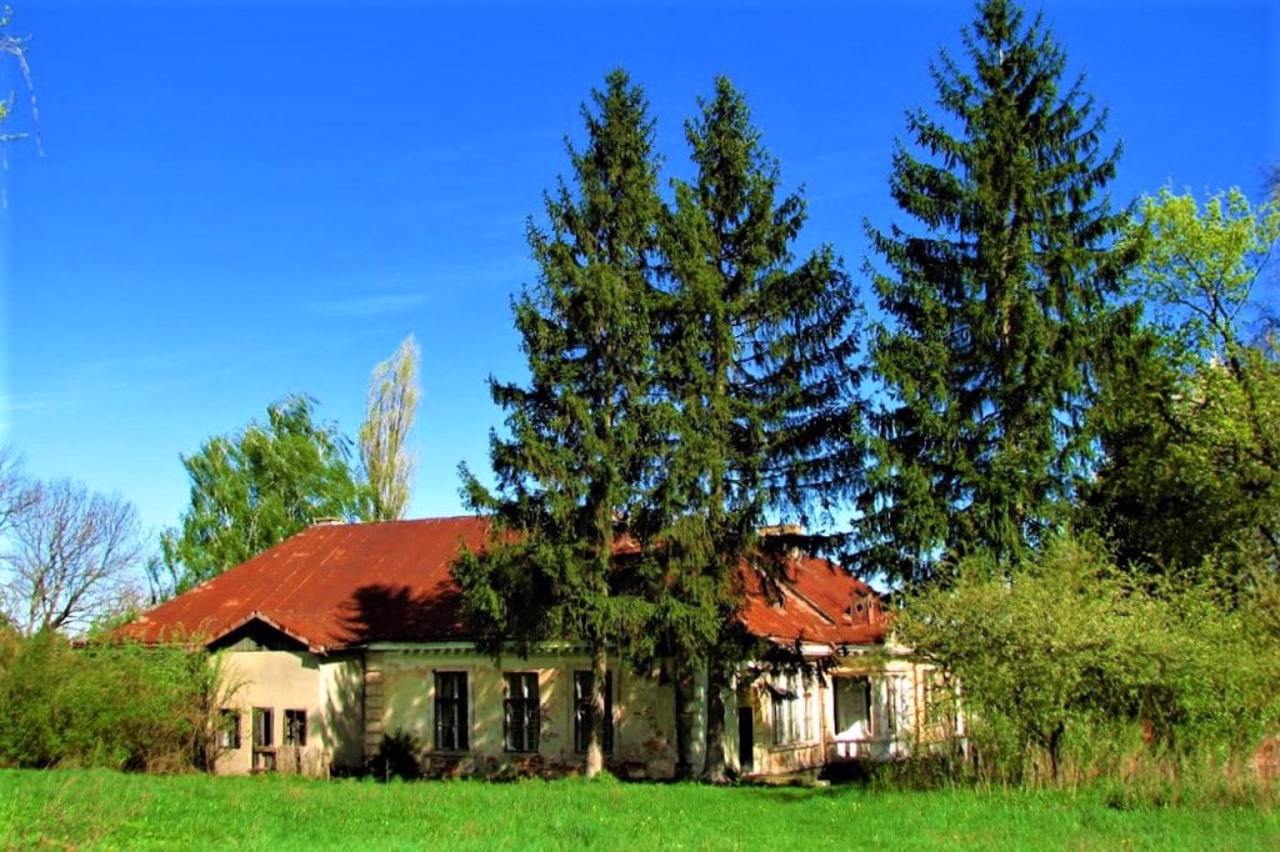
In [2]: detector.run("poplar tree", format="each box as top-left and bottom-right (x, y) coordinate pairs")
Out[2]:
(360, 335), (421, 521)
(455, 70), (664, 778)
(858, 0), (1133, 584)
(657, 78), (862, 781)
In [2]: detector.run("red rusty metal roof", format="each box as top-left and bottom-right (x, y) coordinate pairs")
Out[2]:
(120, 516), (885, 652)
(738, 555), (886, 648)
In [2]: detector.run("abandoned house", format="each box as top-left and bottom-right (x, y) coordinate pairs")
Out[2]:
(120, 516), (945, 778)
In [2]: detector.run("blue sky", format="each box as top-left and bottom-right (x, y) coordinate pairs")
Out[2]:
(1, 0), (1276, 542)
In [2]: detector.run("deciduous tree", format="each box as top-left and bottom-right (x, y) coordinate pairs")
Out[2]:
(360, 335), (421, 521)
(158, 395), (370, 594)
(1085, 188), (1280, 580)
(1, 479), (144, 635)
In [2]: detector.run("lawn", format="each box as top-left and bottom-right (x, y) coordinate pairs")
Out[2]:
(1, 770), (1276, 850)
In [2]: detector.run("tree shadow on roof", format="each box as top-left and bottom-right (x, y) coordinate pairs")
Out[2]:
(336, 582), (464, 644)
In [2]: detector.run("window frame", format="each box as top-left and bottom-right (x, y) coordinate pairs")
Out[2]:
(218, 708), (241, 750)
(503, 672), (540, 754)
(434, 670), (470, 752)
(251, 707), (276, 772)
(252, 707), (274, 749)
(572, 670), (614, 755)
(284, 708), (308, 747)
(771, 673), (798, 746)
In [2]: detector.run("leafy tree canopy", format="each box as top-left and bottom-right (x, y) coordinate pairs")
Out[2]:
(157, 395), (370, 595)
(1084, 188), (1280, 580)
(898, 535), (1280, 783)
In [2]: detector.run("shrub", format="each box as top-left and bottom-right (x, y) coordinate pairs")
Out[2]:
(0, 630), (226, 772)
(896, 535), (1280, 787)
(367, 730), (422, 781)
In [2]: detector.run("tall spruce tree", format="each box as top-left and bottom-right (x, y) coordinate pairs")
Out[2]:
(858, 0), (1133, 584)
(657, 78), (863, 781)
(454, 70), (664, 778)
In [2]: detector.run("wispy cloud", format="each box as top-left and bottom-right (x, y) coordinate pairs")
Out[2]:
(306, 292), (429, 319)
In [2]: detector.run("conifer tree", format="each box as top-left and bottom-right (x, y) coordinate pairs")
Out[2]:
(454, 70), (664, 778)
(858, 0), (1133, 584)
(657, 78), (862, 781)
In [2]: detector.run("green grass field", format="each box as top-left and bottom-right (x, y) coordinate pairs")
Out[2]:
(1, 769), (1276, 850)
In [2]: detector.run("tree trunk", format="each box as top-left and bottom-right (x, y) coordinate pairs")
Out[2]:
(586, 636), (607, 779)
(672, 656), (695, 780)
(1047, 722), (1064, 783)
(701, 651), (729, 784)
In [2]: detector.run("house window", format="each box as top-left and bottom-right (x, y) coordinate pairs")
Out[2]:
(573, 670), (613, 754)
(800, 675), (813, 743)
(252, 707), (274, 748)
(924, 677), (946, 727)
(771, 673), (799, 746)
(251, 707), (275, 771)
(886, 678), (896, 735)
(218, 709), (241, 750)
(834, 676), (873, 740)
(435, 671), (469, 751)
(284, 709), (307, 747)
(504, 673), (540, 753)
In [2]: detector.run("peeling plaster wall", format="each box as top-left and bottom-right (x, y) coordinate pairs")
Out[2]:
(367, 648), (682, 778)
(740, 651), (940, 776)
(214, 650), (335, 776)
(209, 644), (939, 779)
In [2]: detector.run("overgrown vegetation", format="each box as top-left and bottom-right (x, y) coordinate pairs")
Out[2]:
(2, 769), (1277, 850)
(896, 536), (1280, 787)
(0, 630), (229, 772)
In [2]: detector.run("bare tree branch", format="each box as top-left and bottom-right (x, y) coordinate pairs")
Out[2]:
(0, 445), (33, 534)
(1, 478), (144, 635)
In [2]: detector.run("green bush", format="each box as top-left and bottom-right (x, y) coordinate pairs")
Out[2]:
(0, 629), (224, 772)
(896, 535), (1280, 787)
(367, 730), (422, 781)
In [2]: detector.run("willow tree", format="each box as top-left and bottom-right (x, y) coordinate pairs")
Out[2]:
(658, 78), (863, 781)
(360, 335), (421, 521)
(858, 0), (1134, 584)
(455, 70), (665, 778)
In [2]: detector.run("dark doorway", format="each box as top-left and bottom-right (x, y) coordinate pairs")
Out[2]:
(737, 707), (754, 772)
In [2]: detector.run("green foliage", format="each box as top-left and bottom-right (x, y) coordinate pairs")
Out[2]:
(360, 335), (422, 522)
(158, 395), (371, 595)
(655, 76), (863, 778)
(1085, 188), (1280, 578)
(897, 536), (1280, 784)
(456, 70), (666, 774)
(457, 69), (663, 642)
(1123, 187), (1280, 358)
(0, 631), (226, 772)
(858, 0), (1135, 584)
(367, 730), (422, 782)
